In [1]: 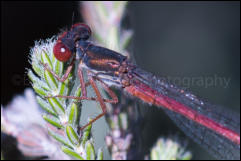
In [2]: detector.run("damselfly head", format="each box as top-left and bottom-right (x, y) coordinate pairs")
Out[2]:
(53, 23), (91, 62)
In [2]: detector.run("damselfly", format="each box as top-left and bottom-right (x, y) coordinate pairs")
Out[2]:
(42, 23), (240, 160)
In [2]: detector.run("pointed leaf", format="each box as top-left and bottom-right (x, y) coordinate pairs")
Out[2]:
(41, 50), (53, 69)
(61, 146), (84, 160)
(97, 148), (103, 160)
(48, 130), (73, 149)
(66, 125), (79, 145)
(68, 86), (81, 125)
(44, 70), (58, 90)
(33, 84), (48, 97)
(36, 96), (57, 117)
(32, 59), (43, 77)
(48, 97), (65, 115)
(28, 70), (50, 91)
(85, 140), (95, 160)
(43, 115), (63, 129)
(68, 103), (78, 125)
(52, 56), (63, 77)
(81, 120), (92, 146)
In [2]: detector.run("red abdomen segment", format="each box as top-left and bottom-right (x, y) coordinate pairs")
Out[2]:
(125, 79), (240, 145)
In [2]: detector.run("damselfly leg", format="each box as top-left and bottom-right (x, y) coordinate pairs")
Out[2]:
(41, 59), (118, 131)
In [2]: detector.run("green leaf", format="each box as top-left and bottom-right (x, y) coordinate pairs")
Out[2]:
(44, 70), (58, 90)
(97, 148), (103, 160)
(52, 55), (63, 77)
(68, 103), (78, 125)
(41, 50), (53, 69)
(85, 140), (95, 160)
(36, 96), (57, 117)
(33, 84), (48, 97)
(81, 120), (92, 146)
(28, 70), (50, 91)
(48, 130), (73, 149)
(66, 125), (79, 145)
(32, 59), (43, 77)
(61, 146), (84, 160)
(48, 97), (65, 115)
(58, 81), (69, 96)
(68, 86), (81, 125)
(43, 115), (63, 129)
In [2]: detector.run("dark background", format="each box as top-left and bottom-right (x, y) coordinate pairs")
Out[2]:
(1, 1), (240, 160)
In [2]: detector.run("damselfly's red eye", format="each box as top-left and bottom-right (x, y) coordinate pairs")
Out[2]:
(53, 42), (72, 62)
